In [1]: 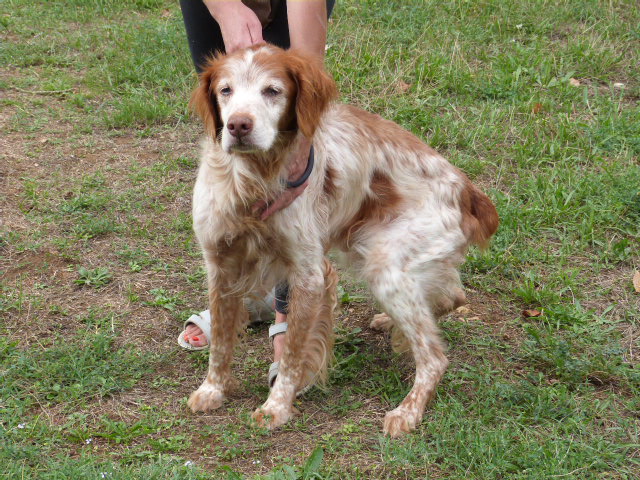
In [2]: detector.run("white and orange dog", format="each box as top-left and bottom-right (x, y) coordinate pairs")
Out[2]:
(188, 45), (498, 437)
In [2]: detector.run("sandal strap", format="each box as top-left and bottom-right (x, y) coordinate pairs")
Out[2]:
(268, 361), (280, 388)
(267, 360), (314, 396)
(268, 322), (288, 339)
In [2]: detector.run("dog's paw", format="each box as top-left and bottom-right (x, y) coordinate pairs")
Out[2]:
(251, 401), (293, 429)
(370, 312), (393, 331)
(383, 407), (420, 437)
(187, 383), (225, 413)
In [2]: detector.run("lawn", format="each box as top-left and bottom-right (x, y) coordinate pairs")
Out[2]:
(1, 0), (638, 478)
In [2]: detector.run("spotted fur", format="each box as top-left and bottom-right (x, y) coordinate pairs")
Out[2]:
(187, 45), (498, 437)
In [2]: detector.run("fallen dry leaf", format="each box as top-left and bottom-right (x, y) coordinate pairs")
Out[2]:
(633, 271), (640, 293)
(396, 80), (411, 93)
(522, 309), (542, 318)
(613, 82), (625, 89)
(456, 306), (472, 314)
(569, 78), (581, 87)
(532, 102), (543, 114)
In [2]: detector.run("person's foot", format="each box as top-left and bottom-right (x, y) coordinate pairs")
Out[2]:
(182, 293), (277, 349)
(181, 304), (286, 359)
(184, 319), (287, 357)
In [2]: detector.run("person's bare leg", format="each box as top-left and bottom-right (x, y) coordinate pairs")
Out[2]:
(271, 311), (287, 361)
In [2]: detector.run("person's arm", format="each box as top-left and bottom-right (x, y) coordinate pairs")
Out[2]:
(287, 0), (327, 59)
(203, 0), (264, 53)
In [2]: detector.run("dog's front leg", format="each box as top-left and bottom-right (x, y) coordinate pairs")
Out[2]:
(252, 261), (336, 429)
(188, 286), (247, 413)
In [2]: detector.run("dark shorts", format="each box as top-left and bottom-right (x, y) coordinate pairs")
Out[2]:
(180, 0), (335, 73)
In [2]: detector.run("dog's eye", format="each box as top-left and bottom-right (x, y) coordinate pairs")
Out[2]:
(262, 86), (281, 97)
(220, 86), (232, 96)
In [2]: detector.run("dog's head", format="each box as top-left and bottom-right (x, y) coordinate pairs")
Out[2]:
(191, 45), (337, 154)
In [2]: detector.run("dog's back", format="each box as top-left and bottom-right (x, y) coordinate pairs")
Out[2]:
(313, 103), (498, 255)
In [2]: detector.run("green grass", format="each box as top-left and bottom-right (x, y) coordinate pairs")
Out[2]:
(1, 331), (153, 412)
(1, 0), (638, 478)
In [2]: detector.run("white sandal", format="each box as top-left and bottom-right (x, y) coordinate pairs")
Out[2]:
(177, 310), (211, 351)
(177, 292), (276, 351)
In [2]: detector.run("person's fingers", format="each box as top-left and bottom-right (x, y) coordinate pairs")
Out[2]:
(226, 36), (251, 53)
(220, 6), (263, 53)
(247, 16), (264, 45)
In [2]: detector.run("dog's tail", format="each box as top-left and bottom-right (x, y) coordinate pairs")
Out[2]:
(460, 179), (499, 249)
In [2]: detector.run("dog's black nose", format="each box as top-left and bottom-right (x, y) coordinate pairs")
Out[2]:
(227, 114), (253, 138)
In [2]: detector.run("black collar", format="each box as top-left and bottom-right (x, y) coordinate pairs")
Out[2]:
(285, 145), (314, 189)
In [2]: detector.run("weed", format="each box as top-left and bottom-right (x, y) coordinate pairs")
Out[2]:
(336, 284), (367, 304)
(116, 245), (158, 270)
(75, 266), (112, 288)
(79, 309), (117, 329)
(145, 288), (183, 311)
(222, 447), (325, 480)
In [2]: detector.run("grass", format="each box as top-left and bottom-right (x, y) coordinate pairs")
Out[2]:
(1, 0), (638, 478)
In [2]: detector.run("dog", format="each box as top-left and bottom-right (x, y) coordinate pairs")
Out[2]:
(187, 44), (498, 437)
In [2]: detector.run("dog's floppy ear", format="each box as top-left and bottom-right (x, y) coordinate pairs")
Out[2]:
(284, 50), (338, 139)
(190, 57), (223, 139)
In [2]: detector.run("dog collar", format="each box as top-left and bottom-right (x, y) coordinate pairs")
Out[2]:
(285, 145), (314, 189)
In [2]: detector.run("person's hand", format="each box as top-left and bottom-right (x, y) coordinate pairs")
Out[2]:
(204, 0), (264, 53)
(253, 138), (312, 220)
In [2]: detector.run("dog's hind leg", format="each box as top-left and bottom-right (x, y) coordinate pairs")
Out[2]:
(252, 258), (337, 429)
(365, 261), (451, 437)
